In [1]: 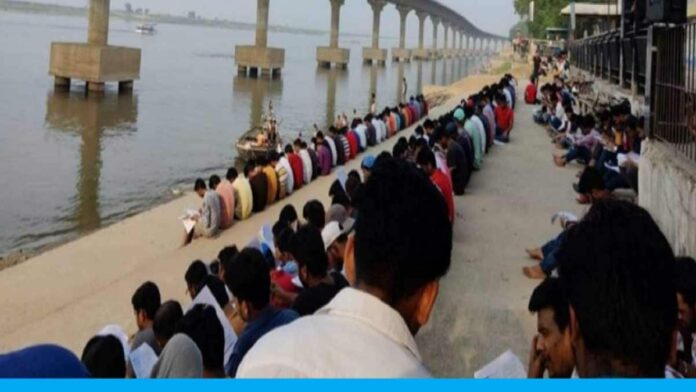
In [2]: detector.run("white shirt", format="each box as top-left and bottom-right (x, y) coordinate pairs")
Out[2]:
(371, 119), (383, 142)
(325, 137), (338, 167)
(503, 88), (513, 107)
(278, 156), (294, 195)
(471, 115), (487, 153)
(299, 149), (312, 185)
(355, 124), (368, 150)
(237, 288), (431, 378)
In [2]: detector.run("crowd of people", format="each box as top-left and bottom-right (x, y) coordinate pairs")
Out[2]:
(520, 53), (696, 378)
(0, 71), (525, 378)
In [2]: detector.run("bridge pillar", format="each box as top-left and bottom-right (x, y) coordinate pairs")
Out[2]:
(391, 5), (412, 62)
(431, 16), (440, 60)
(317, 0), (349, 69)
(443, 23), (451, 58)
(49, 0), (140, 93)
(412, 10), (429, 60)
(236, 0), (285, 78)
(363, 0), (387, 66)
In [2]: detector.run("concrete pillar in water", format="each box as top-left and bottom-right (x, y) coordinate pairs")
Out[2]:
(362, 0), (387, 66)
(391, 5), (411, 62)
(87, 0), (109, 46)
(443, 23), (449, 58)
(317, 0), (349, 68)
(413, 10), (429, 60)
(431, 16), (440, 60)
(236, 0), (285, 78)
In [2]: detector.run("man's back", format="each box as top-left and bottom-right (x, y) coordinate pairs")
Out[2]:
(232, 177), (253, 220)
(249, 173), (268, 213)
(237, 288), (430, 378)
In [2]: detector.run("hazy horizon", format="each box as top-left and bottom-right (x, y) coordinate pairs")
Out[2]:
(32, 0), (517, 38)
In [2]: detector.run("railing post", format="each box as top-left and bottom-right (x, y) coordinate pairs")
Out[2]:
(645, 25), (655, 138)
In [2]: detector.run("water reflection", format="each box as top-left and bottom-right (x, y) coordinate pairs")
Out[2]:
(441, 58), (448, 86)
(431, 60), (437, 85)
(368, 64), (378, 108)
(315, 67), (347, 129)
(44, 92), (138, 233)
(396, 62), (405, 103)
(416, 60), (423, 95)
(232, 76), (283, 133)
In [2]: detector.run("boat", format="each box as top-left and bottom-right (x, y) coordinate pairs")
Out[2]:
(235, 100), (283, 161)
(135, 23), (156, 35)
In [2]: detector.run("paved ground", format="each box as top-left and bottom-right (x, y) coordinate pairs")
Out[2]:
(417, 98), (585, 377)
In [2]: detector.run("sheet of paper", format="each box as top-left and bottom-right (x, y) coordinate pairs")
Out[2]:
(181, 218), (196, 234)
(336, 166), (348, 192)
(128, 343), (158, 379)
(260, 224), (275, 254)
(189, 286), (238, 367)
(474, 350), (527, 379)
(604, 161), (621, 174)
(551, 211), (578, 225)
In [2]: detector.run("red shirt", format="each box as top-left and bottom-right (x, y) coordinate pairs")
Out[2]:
(495, 105), (514, 131)
(287, 153), (304, 189)
(525, 84), (537, 104)
(431, 170), (454, 224)
(270, 269), (297, 309)
(346, 131), (358, 159)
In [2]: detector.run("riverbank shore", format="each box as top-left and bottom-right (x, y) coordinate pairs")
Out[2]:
(0, 54), (527, 357)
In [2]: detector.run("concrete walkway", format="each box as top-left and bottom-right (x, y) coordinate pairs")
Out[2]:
(417, 98), (584, 377)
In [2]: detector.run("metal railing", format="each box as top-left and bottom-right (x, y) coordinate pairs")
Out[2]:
(652, 24), (696, 162)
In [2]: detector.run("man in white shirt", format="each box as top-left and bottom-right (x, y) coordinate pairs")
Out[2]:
(277, 153), (294, 196)
(354, 122), (368, 151)
(237, 157), (453, 378)
(294, 140), (313, 185)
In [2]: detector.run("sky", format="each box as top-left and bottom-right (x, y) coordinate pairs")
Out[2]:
(41, 0), (518, 37)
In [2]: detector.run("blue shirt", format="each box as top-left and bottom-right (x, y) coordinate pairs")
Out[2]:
(226, 307), (299, 377)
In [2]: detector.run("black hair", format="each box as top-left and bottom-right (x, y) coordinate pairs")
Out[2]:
(226, 168), (238, 181)
(185, 260), (208, 289)
(284, 144), (294, 154)
(423, 119), (434, 129)
(528, 278), (570, 331)
(414, 126), (424, 136)
(576, 167), (605, 194)
(347, 170), (362, 183)
(224, 247), (271, 310)
(303, 200), (326, 229)
(153, 300), (183, 345)
(354, 156), (451, 302)
(279, 204), (298, 226)
(675, 257), (696, 306)
(175, 304), (224, 372)
(203, 275), (230, 308)
(393, 139), (408, 159)
(416, 146), (436, 168)
(291, 225), (328, 278)
(557, 199), (676, 377)
(275, 224), (295, 254)
(217, 246), (239, 277)
(243, 161), (255, 178)
(81, 335), (126, 378)
(269, 151), (280, 162)
(131, 281), (161, 320)
(209, 175), (221, 190)
(194, 178), (207, 192)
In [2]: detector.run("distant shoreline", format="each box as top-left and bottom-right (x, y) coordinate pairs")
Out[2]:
(0, 0), (376, 39)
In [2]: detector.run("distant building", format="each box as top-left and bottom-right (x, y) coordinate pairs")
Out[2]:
(560, 2), (621, 38)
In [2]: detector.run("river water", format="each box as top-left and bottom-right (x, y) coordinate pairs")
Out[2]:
(0, 11), (484, 257)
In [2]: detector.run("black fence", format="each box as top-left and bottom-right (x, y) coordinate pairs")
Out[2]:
(569, 24), (696, 162)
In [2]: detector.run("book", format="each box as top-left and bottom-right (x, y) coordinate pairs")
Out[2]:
(474, 350), (527, 379)
(189, 286), (238, 367)
(128, 343), (158, 378)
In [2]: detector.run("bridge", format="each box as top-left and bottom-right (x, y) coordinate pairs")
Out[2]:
(48, 0), (509, 90)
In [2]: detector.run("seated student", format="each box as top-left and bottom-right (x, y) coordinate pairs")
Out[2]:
(523, 167), (612, 279)
(270, 222), (300, 306)
(328, 127), (345, 166)
(211, 174), (235, 230)
(223, 248), (299, 377)
(361, 155), (376, 182)
(354, 119), (368, 152)
(246, 161), (268, 213)
(416, 148), (454, 224)
(275, 151), (294, 197)
(337, 128), (351, 163)
(345, 126), (359, 159)
(289, 225), (348, 316)
(279, 204), (300, 231)
(303, 199), (326, 231)
(393, 137), (409, 160)
(130, 281), (162, 354)
(558, 200), (678, 377)
(305, 141), (321, 181)
(217, 246), (240, 282)
(0, 344), (90, 378)
(185, 260), (208, 300)
(673, 257), (696, 378)
(153, 300), (184, 351)
(321, 127), (337, 167)
(462, 106), (484, 171)
(284, 144), (304, 190)
(294, 140), (313, 185)
(527, 278), (575, 378)
(176, 304), (226, 378)
(81, 335), (126, 378)
(440, 125), (468, 196)
(322, 220), (352, 275)
(237, 157), (452, 378)
(269, 152), (288, 200)
(229, 168), (253, 221)
(184, 179), (221, 245)
(494, 93), (514, 143)
(525, 76), (539, 104)
(315, 132), (333, 176)
(150, 334), (203, 378)
(259, 157), (278, 207)
(554, 115), (600, 167)
(364, 115), (377, 147)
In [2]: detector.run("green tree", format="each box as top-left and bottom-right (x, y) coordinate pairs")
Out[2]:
(514, 0), (570, 38)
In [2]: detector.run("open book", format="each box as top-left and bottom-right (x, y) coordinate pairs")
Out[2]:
(129, 343), (158, 378)
(189, 286), (238, 368)
(179, 209), (200, 234)
(551, 211), (578, 226)
(474, 350), (527, 379)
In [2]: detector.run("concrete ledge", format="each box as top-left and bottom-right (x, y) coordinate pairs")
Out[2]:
(430, 49), (443, 60)
(391, 48), (412, 62)
(639, 140), (696, 256)
(316, 46), (350, 68)
(412, 48), (431, 60)
(235, 45), (285, 70)
(362, 47), (387, 65)
(49, 43), (141, 83)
